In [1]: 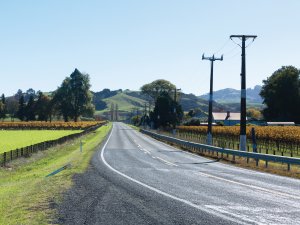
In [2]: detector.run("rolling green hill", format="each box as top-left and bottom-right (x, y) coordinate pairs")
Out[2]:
(99, 92), (147, 113)
(93, 89), (231, 120)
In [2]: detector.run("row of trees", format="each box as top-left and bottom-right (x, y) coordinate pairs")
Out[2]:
(1, 69), (95, 122)
(136, 65), (299, 128)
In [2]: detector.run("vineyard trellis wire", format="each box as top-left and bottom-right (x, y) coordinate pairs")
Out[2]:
(162, 126), (300, 158)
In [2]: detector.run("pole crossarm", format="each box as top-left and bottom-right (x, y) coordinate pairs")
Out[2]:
(230, 35), (257, 39)
(202, 54), (223, 61)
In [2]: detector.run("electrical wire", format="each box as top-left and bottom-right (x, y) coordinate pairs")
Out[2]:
(225, 50), (241, 60)
(223, 45), (239, 56)
(230, 37), (242, 48)
(213, 38), (231, 55)
(245, 38), (255, 48)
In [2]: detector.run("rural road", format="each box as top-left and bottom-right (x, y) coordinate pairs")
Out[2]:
(57, 122), (300, 225)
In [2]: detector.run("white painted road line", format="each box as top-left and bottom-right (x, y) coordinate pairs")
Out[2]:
(100, 125), (253, 225)
(196, 171), (300, 200)
(156, 156), (178, 167)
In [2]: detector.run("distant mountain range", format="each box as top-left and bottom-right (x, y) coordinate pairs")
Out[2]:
(200, 85), (263, 104)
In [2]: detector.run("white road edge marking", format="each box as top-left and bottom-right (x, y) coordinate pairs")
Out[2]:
(196, 171), (300, 200)
(99, 124), (254, 225)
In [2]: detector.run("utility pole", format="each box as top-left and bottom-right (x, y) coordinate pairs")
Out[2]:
(230, 35), (257, 151)
(136, 108), (139, 126)
(202, 54), (223, 145)
(173, 88), (181, 135)
(143, 103), (147, 128)
(130, 109), (133, 124)
(110, 103), (114, 121)
(115, 104), (118, 121)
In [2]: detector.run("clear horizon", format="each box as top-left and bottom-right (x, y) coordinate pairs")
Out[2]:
(1, 1), (299, 96)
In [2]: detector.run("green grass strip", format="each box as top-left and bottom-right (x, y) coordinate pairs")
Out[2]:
(0, 130), (82, 154)
(0, 123), (112, 225)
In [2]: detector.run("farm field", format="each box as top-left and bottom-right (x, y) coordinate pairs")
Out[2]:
(175, 126), (300, 157)
(0, 130), (82, 154)
(0, 123), (112, 225)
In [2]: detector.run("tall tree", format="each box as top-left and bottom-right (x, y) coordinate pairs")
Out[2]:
(150, 92), (183, 128)
(141, 79), (176, 102)
(0, 102), (5, 121)
(35, 92), (51, 121)
(1, 94), (5, 104)
(25, 95), (36, 121)
(0, 94), (6, 121)
(17, 95), (26, 121)
(6, 98), (18, 121)
(53, 77), (73, 122)
(15, 89), (23, 101)
(53, 68), (94, 122)
(69, 69), (93, 121)
(260, 66), (300, 123)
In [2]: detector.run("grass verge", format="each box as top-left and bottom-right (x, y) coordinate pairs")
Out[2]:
(128, 124), (140, 131)
(0, 123), (112, 225)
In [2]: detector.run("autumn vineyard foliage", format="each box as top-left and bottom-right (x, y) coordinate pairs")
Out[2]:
(0, 121), (106, 130)
(177, 126), (300, 144)
(177, 126), (300, 156)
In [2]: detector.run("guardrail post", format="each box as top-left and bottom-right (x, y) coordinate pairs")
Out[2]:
(287, 163), (290, 171)
(265, 160), (268, 168)
(256, 159), (259, 167)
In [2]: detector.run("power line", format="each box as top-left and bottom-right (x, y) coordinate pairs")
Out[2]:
(225, 50), (241, 59)
(213, 38), (231, 55)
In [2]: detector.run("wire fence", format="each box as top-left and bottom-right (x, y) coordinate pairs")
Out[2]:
(153, 130), (300, 158)
(0, 123), (107, 166)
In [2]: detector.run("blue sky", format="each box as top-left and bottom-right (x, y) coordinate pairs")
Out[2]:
(1, 0), (299, 96)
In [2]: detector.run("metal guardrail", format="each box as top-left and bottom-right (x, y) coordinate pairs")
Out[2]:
(141, 129), (300, 171)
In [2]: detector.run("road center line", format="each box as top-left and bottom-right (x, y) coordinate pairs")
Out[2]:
(156, 156), (178, 167)
(99, 124), (252, 225)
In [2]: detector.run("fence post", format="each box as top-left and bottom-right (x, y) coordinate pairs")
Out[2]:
(3, 152), (6, 166)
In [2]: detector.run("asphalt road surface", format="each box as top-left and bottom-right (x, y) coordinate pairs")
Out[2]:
(57, 122), (300, 225)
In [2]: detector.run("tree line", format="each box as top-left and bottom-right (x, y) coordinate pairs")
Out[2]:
(136, 65), (300, 127)
(0, 69), (94, 122)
